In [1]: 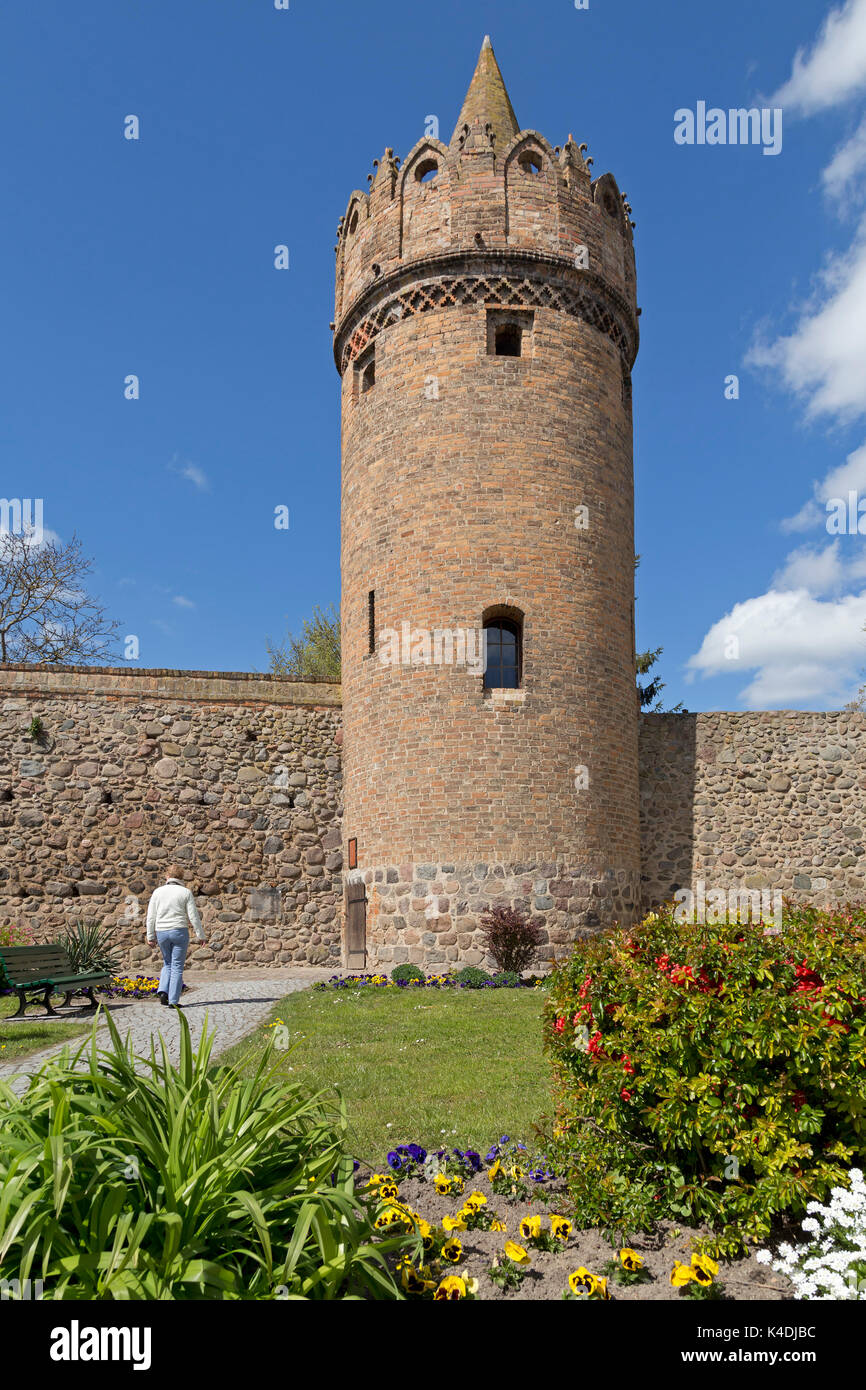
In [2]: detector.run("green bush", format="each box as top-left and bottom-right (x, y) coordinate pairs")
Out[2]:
(544, 904), (866, 1254)
(491, 971), (521, 988)
(390, 964), (426, 983)
(53, 918), (121, 976)
(455, 966), (493, 988)
(0, 1012), (414, 1298)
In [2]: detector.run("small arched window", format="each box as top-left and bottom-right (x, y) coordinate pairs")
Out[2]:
(483, 617), (522, 689)
(415, 158), (439, 183)
(518, 150), (543, 176)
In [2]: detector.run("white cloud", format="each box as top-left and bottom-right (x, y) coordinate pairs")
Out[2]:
(169, 455), (210, 492)
(819, 440), (866, 496)
(780, 498), (824, 533)
(772, 542), (846, 594)
(747, 220), (866, 422)
(823, 115), (866, 202)
(686, 587), (866, 708)
(172, 595), (196, 609)
(780, 442), (866, 532)
(771, 0), (866, 114)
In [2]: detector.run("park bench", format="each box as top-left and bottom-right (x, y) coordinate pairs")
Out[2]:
(0, 945), (109, 1019)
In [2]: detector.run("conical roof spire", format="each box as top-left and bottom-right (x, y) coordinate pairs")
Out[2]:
(450, 36), (519, 152)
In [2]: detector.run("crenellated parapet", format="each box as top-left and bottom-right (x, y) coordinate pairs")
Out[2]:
(333, 38), (637, 357)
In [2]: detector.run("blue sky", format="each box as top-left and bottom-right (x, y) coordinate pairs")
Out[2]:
(1, 0), (865, 710)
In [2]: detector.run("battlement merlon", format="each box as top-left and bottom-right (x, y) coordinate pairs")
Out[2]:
(333, 36), (638, 342)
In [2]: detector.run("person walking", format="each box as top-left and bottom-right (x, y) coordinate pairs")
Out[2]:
(145, 865), (206, 1008)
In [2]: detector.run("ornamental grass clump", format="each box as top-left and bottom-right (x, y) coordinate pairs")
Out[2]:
(53, 918), (121, 976)
(545, 903), (866, 1255)
(0, 1012), (412, 1299)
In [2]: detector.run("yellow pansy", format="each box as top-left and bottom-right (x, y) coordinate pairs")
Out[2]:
(434, 1275), (467, 1300)
(551, 1216), (572, 1241)
(670, 1260), (695, 1287)
(487, 1159), (503, 1180)
(441, 1213), (467, 1232)
(442, 1238), (462, 1264)
(691, 1253), (719, 1286)
(568, 1267), (596, 1296)
(464, 1191), (487, 1210)
(401, 1265), (436, 1296)
(619, 1247), (643, 1271)
(490, 1218), (507, 1232)
(520, 1215), (542, 1240)
(503, 1240), (531, 1266)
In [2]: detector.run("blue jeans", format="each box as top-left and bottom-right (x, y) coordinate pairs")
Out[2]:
(157, 928), (189, 1006)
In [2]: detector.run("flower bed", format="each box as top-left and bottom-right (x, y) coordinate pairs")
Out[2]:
(314, 972), (544, 992)
(758, 1167), (866, 1299)
(365, 1136), (790, 1301)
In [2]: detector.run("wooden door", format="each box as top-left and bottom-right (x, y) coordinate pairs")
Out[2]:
(345, 879), (367, 971)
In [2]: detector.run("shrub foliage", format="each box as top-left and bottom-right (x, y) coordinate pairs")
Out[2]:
(390, 964), (426, 983)
(544, 905), (866, 1253)
(53, 918), (121, 975)
(0, 1013), (411, 1298)
(480, 906), (544, 975)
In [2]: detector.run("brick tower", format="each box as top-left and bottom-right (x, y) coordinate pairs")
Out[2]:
(334, 37), (641, 970)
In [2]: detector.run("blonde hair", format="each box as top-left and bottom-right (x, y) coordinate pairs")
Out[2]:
(166, 864), (184, 881)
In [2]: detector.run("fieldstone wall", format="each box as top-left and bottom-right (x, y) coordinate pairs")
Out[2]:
(357, 859), (641, 971)
(0, 665), (343, 971)
(640, 710), (866, 911)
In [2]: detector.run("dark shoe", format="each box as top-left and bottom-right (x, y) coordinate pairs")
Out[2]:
(157, 991), (168, 1005)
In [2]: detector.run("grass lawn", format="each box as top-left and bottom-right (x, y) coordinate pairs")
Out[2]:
(220, 985), (553, 1168)
(0, 993), (93, 1065)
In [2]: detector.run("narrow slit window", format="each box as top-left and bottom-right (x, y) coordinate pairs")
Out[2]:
(368, 590), (376, 655)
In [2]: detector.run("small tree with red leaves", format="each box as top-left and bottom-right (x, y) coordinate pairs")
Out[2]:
(480, 906), (544, 975)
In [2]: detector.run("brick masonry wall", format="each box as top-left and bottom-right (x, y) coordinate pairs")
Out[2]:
(0, 666), (344, 971)
(639, 710), (866, 911)
(334, 71), (642, 971)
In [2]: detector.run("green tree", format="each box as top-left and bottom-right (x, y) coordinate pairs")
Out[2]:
(634, 555), (682, 712)
(267, 604), (341, 682)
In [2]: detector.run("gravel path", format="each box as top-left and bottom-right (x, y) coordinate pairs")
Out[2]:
(0, 970), (335, 1093)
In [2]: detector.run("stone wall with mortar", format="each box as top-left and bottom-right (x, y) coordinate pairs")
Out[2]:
(355, 859), (636, 972)
(639, 710), (866, 912)
(0, 666), (343, 972)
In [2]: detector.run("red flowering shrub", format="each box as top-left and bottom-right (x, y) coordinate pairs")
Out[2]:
(544, 904), (866, 1253)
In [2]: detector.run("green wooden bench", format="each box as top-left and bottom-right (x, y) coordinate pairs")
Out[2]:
(0, 946), (110, 1019)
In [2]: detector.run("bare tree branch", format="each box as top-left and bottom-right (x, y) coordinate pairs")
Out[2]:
(0, 531), (121, 665)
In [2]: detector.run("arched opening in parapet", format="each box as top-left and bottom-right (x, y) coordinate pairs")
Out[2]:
(518, 150), (543, 176)
(415, 159), (439, 183)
